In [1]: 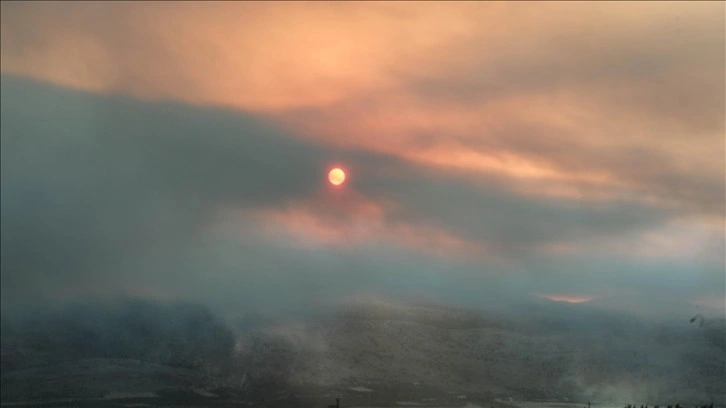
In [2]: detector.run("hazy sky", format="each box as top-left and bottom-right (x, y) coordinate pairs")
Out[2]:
(1, 1), (724, 316)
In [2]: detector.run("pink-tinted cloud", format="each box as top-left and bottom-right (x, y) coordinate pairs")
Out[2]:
(538, 294), (595, 304)
(1, 2), (723, 313)
(2, 2), (722, 226)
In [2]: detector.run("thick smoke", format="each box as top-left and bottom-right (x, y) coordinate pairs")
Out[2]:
(1, 299), (236, 375)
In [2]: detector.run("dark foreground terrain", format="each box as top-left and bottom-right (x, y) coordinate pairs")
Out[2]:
(2, 298), (725, 406)
(0, 359), (506, 408)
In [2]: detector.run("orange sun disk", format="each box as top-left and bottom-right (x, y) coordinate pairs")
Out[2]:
(328, 167), (346, 186)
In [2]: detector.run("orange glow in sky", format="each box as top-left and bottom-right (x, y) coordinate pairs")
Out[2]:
(1, 1), (723, 311)
(540, 294), (595, 304)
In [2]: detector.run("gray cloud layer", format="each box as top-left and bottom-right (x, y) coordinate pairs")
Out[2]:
(1, 75), (723, 317)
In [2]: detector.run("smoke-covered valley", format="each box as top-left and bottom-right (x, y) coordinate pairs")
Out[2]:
(2, 2), (725, 403)
(2, 296), (724, 406)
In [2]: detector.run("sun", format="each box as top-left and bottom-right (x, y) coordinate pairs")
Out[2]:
(328, 167), (346, 186)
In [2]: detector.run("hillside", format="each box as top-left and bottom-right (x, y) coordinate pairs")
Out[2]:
(233, 299), (726, 403)
(2, 298), (724, 405)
